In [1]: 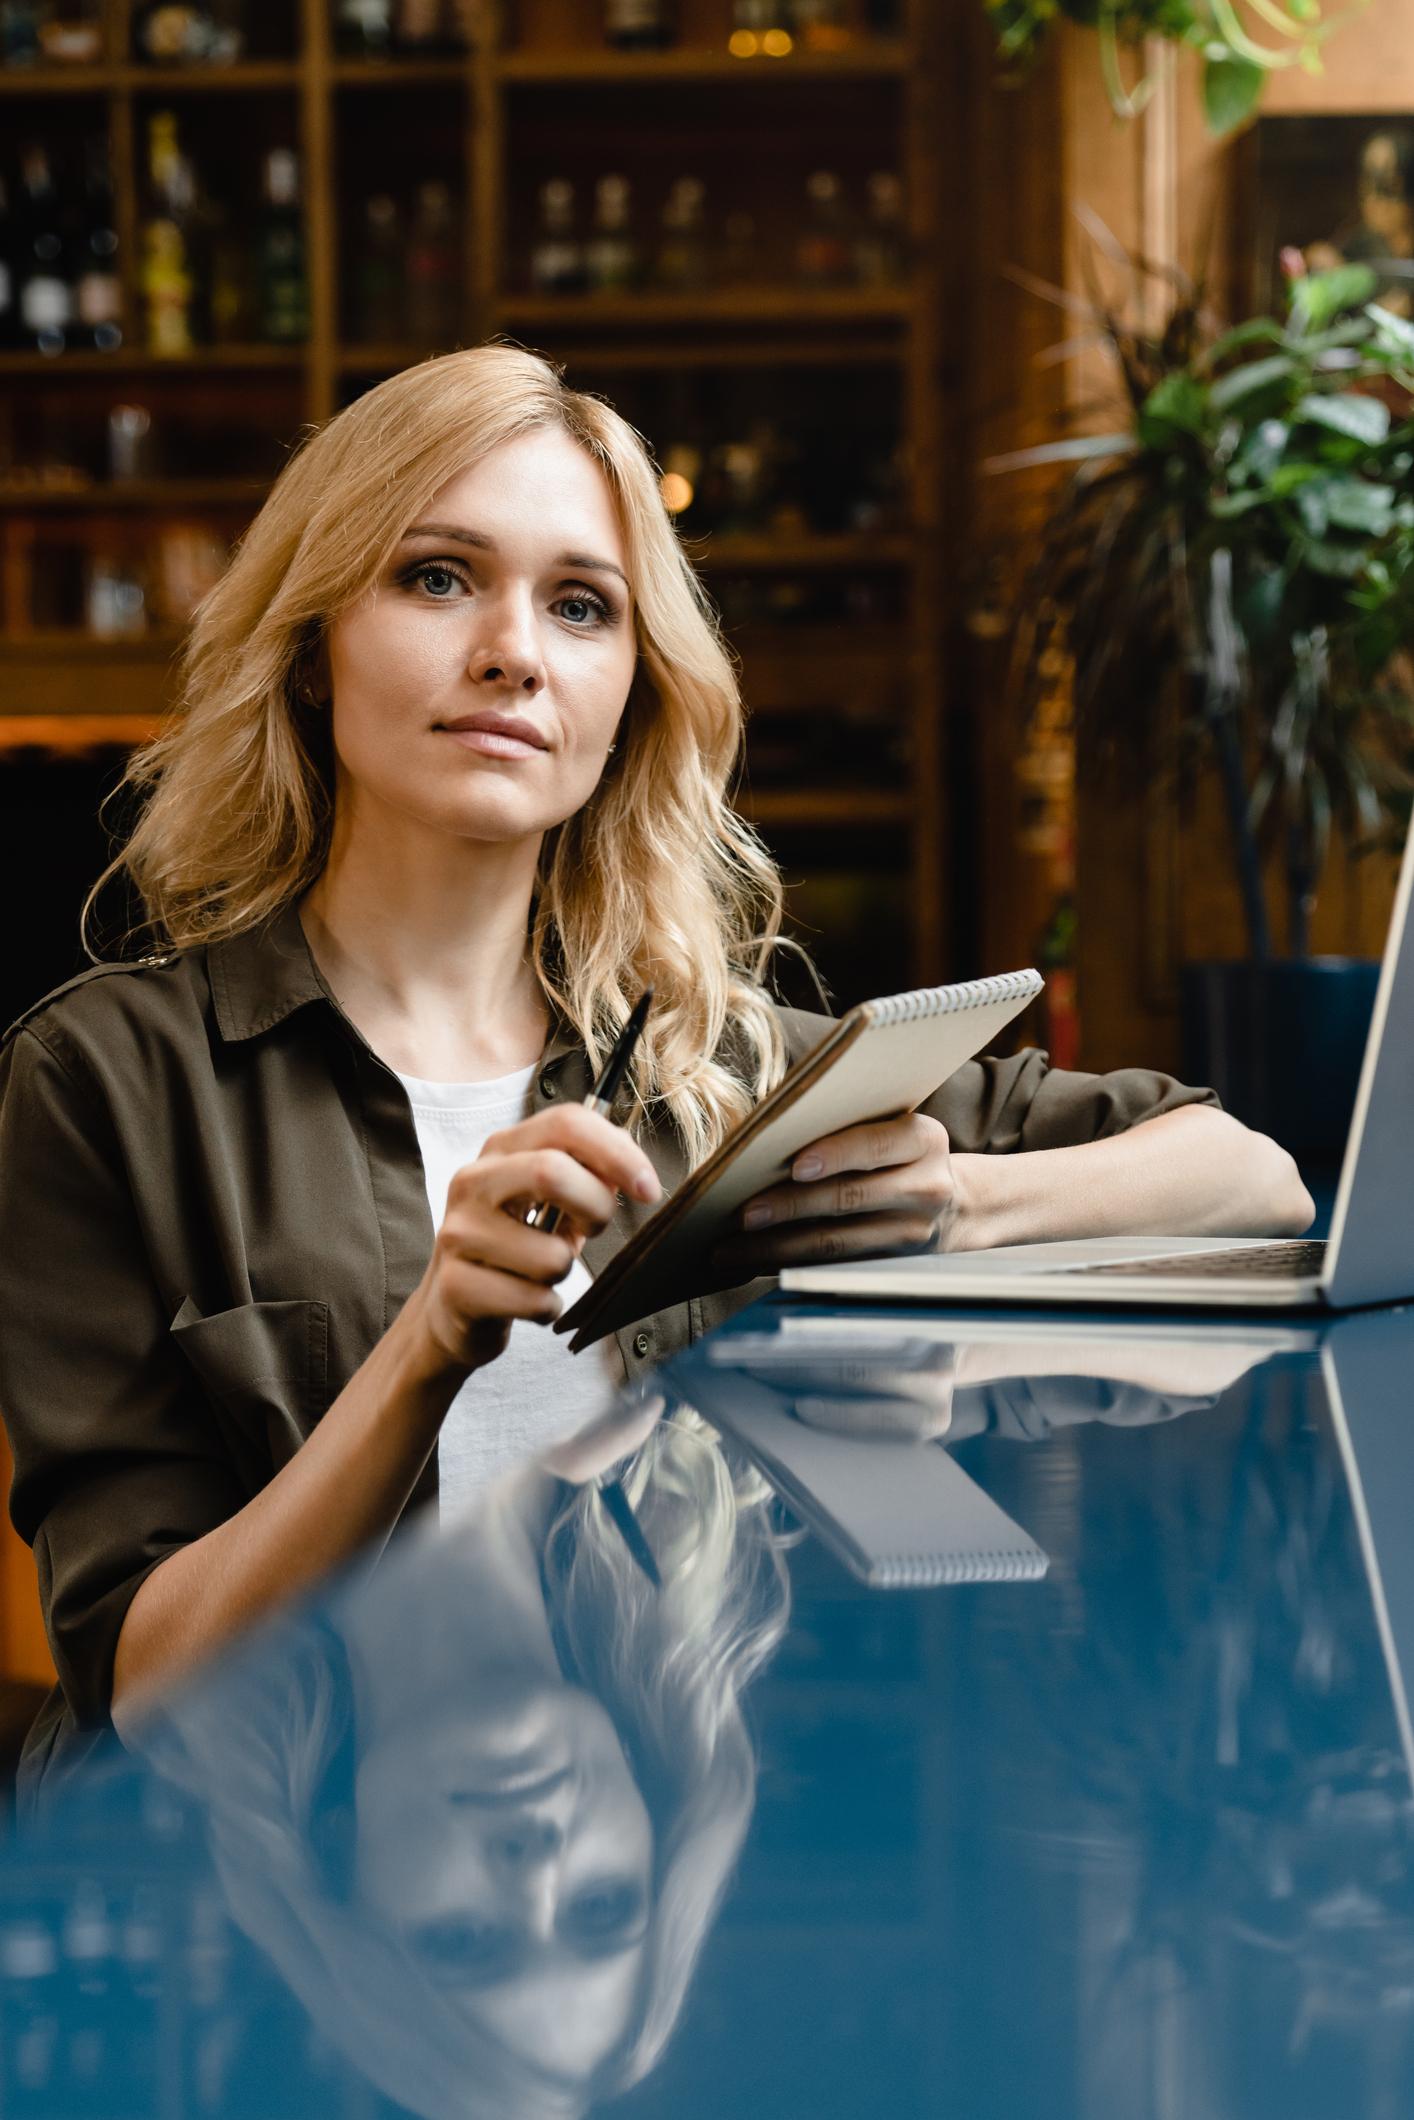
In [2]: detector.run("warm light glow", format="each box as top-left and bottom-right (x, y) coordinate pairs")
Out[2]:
(728, 28), (758, 54)
(660, 471), (695, 514)
(762, 27), (794, 53)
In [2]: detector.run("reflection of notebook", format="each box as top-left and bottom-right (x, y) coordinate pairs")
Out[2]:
(678, 1370), (1048, 1589)
(559, 969), (1042, 1349)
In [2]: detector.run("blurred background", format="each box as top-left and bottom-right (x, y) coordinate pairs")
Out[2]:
(0, 0), (1412, 1687)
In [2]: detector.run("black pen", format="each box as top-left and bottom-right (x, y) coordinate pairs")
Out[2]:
(526, 987), (654, 1236)
(525, 987), (661, 1589)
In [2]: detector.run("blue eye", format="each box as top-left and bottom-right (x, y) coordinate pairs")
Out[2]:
(556, 588), (613, 627)
(412, 562), (464, 598)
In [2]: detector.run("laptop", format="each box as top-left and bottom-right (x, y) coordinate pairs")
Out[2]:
(781, 818), (1414, 1315)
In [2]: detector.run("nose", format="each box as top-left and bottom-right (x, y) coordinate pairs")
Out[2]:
(470, 586), (545, 696)
(490, 1814), (565, 1868)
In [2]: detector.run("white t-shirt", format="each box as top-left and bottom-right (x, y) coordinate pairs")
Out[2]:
(391, 1061), (623, 1518)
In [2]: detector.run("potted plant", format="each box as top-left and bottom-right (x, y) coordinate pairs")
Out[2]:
(1000, 256), (1414, 1164)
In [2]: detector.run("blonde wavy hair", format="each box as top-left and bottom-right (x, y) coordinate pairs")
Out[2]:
(83, 343), (788, 1163)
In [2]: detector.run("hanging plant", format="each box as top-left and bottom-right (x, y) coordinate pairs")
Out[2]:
(984, 0), (1370, 135)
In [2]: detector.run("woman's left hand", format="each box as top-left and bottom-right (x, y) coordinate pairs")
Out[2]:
(711, 1113), (963, 1279)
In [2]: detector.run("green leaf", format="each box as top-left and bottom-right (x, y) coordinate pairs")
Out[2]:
(1210, 355), (1296, 412)
(1301, 535), (1372, 579)
(1203, 52), (1265, 135)
(1290, 263), (1380, 335)
(1139, 372), (1208, 447)
(1203, 319), (1289, 369)
(1295, 482), (1330, 537)
(1268, 461), (1320, 496)
(1294, 391), (1391, 445)
(1211, 488), (1273, 519)
(1323, 478), (1395, 536)
(1369, 303), (1414, 359)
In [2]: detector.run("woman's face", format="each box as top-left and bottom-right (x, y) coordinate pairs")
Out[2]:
(321, 425), (639, 857)
(354, 1671), (655, 2078)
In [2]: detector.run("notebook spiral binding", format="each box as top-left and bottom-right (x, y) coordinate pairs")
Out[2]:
(874, 1550), (1049, 1587)
(863, 969), (1043, 1029)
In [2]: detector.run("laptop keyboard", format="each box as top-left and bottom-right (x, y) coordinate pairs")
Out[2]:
(1065, 1240), (1328, 1280)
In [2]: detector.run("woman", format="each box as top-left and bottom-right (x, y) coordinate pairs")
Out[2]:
(130, 1399), (790, 2118)
(0, 345), (1312, 1804)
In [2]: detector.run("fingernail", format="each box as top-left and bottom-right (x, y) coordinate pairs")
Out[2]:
(794, 1155), (822, 1181)
(634, 1170), (659, 1201)
(742, 1203), (772, 1229)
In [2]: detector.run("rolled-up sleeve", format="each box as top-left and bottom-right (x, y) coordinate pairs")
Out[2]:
(0, 1022), (243, 1727)
(922, 1047), (1221, 1154)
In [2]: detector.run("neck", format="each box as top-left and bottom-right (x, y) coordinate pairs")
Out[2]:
(298, 803), (552, 1080)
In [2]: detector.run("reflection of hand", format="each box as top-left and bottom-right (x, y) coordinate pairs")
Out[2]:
(712, 1113), (959, 1279)
(786, 1351), (956, 1442)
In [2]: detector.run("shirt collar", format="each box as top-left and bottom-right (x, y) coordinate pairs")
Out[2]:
(207, 894), (586, 1075)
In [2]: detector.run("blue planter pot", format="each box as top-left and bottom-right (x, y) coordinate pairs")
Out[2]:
(1180, 957), (1381, 1166)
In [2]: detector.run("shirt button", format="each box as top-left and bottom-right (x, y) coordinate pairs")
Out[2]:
(538, 1071), (557, 1099)
(633, 1331), (651, 1359)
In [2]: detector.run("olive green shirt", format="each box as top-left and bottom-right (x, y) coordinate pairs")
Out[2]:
(0, 895), (1218, 1796)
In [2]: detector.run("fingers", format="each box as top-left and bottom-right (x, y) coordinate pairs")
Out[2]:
(439, 1258), (567, 1328)
(713, 1206), (945, 1279)
(435, 1210), (579, 1289)
(463, 1146), (622, 1240)
(787, 1112), (945, 1185)
(483, 1103), (660, 1207)
(740, 1117), (952, 1233)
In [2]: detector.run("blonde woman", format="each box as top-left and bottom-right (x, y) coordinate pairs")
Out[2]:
(0, 345), (1311, 1807)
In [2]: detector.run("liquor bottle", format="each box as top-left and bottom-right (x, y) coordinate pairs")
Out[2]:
(256, 148), (307, 341)
(406, 179), (458, 344)
(353, 192), (403, 341)
(142, 111), (196, 353)
(604, 0), (674, 48)
(656, 176), (708, 292)
(854, 170), (906, 285)
(74, 137), (122, 351)
(530, 180), (585, 295)
(586, 174), (640, 295)
(335, 0), (393, 54)
(796, 169), (852, 286)
(16, 145), (75, 355)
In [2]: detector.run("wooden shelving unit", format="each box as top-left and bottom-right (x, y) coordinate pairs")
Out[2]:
(0, 0), (952, 997)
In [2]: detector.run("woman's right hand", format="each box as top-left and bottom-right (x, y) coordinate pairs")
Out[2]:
(404, 1103), (661, 1378)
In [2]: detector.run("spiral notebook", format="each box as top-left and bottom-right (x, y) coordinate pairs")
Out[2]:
(679, 1370), (1048, 1588)
(558, 968), (1043, 1350)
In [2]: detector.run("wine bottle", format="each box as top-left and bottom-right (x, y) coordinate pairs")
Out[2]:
(604, 0), (674, 51)
(16, 145), (74, 356)
(0, 173), (17, 350)
(354, 193), (403, 342)
(656, 176), (708, 292)
(256, 149), (307, 342)
(530, 180), (585, 295)
(406, 179), (458, 345)
(854, 170), (906, 285)
(796, 169), (852, 286)
(586, 174), (640, 295)
(74, 137), (122, 352)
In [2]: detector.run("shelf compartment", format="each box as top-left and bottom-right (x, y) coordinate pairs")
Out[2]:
(0, 480), (271, 512)
(496, 287), (911, 329)
(739, 789), (912, 828)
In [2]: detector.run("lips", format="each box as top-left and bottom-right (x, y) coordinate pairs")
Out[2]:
(436, 711), (548, 751)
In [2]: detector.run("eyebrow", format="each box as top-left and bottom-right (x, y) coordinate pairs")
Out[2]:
(402, 523), (630, 590)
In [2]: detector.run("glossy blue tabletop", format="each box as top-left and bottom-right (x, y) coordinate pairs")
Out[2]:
(6, 1295), (1414, 2119)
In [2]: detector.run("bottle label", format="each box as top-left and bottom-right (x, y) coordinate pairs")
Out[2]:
(21, 277), (72, 332)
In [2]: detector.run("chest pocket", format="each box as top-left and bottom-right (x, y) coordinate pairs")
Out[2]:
(169, 1294), (330, 1488)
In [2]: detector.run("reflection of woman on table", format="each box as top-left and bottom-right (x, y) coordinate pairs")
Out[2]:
(135, 1407), (788, 2120)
